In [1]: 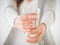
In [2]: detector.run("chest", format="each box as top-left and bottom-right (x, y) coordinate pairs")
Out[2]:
(19, 0), (38, 15)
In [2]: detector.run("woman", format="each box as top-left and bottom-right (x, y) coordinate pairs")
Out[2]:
(4, 0), (55, 45)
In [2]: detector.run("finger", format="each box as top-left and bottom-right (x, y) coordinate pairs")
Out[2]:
(21, 20), (36, 32)
(26, 32), (42, 41)
(20, 15), (36, 27)
(28, 29), (41, 35)
(26, 39), (39, 43)
(26, 33), (42, 43)
(26, 26), (41, 34)
(20, 19), (36, 31)
(20, 13), (38, 25)
(21, 13), (38, 21)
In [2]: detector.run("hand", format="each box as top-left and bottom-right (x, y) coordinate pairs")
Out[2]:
(26, 23), (46, 43)
(14, 13), (37, 32)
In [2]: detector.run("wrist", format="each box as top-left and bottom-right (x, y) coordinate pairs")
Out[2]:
(40, 23), (47, 31)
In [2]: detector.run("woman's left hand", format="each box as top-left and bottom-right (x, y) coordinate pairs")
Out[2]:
(26, 23), (46, 43)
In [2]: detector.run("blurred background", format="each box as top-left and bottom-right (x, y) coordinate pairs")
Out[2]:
(0, 0), (60, 45)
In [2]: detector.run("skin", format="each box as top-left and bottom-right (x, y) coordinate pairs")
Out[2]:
(26, 0), (32, 2)
(14, 13), (46, 43)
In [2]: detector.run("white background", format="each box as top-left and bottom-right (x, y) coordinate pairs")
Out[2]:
(50, 0), (60, 45)
(0, 0), (60, 45)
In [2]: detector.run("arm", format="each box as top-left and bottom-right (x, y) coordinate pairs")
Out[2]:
(40, 9), (55, 28)
(5, 7), (18, 27)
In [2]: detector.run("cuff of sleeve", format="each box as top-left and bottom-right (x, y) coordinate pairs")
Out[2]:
(5, 7), (18, 27)
(40, 10), (55, 28)
(10, 15), (18, 27)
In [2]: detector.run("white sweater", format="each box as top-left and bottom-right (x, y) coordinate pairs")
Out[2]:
(4, 0), (55, 45)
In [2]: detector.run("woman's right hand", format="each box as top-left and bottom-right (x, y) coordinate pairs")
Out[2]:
(14, 13), (37, 32)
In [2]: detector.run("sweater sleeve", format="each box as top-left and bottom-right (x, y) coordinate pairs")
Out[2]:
(5, 7), (18, 27)
(40, 9), (55, 28)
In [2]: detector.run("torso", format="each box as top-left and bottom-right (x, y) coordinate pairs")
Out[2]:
(13, 0), (39, 45)
(19, 0), (38, 15)
(5, 0), (39, 45)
